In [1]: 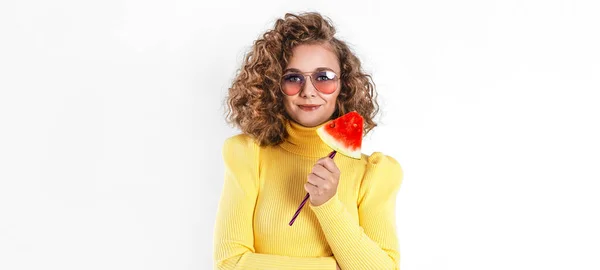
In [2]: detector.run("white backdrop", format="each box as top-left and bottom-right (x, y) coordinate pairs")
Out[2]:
(1, 0), (599, 269)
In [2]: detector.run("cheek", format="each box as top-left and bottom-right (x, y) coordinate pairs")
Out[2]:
(323, 97), (338, 114)
(283, 97), (294, 113)
(326, 93), (340, 107)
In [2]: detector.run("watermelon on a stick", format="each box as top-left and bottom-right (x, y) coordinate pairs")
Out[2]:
(289, 111), (364, 226)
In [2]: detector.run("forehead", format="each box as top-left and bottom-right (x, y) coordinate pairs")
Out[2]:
(286, 44), (340, 72)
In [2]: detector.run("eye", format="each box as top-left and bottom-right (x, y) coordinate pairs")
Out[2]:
(315, 71), (337, 81)
(283, 74), (303, 83)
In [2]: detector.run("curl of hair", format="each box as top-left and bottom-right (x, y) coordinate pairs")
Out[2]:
(224, 12), (379, 147)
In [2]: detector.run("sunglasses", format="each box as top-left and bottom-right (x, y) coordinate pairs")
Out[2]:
(280, 69), (340, 96)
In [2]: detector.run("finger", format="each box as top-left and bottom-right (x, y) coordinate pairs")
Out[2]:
(304, 182), (319, 195)
(311, 164), (331, 180)
(308, 174), (333, 191)
(313, 163), (338, 184)
(316, 158), (340, 175)
(306, 173), (325, 187)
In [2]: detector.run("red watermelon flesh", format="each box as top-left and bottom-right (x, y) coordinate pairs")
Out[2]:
(316, 111), (364, 159)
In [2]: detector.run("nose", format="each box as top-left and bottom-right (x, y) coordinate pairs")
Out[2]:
(299, 75), (317, 97)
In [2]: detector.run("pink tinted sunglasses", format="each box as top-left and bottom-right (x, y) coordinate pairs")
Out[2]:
(280, 69), (340, 96)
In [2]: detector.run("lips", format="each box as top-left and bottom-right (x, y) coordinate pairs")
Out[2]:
(298, 105), (321, 111)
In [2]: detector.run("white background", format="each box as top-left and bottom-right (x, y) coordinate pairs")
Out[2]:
(1, 0), (599, 269)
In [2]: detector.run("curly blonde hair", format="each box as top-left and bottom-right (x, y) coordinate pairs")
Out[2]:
(224, 12), (380, 147)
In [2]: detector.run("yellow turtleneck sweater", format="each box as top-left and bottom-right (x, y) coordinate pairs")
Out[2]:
(213, 119), (404, 270)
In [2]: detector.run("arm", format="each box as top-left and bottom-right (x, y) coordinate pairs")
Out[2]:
(309, 153), (403, 270)
(213, 135), (338, 270)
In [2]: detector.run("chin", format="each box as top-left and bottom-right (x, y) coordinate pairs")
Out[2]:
(293, 115), (327, 127)
(286, 106), (334, 127)
(300, 121), (320, 127)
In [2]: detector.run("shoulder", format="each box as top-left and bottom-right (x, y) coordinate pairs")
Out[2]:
(361, 152), (403, 185)
(365, 152), (402, 172)
(358, 151), (404, 203)
(222, 133), (260, 162)
(221, 134), (261, 190)
(223, 133), (259, 151)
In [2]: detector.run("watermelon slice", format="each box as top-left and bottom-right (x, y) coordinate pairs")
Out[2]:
(316, 111), (364, 159)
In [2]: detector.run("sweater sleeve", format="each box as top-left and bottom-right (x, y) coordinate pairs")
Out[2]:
(308, 152), (404, 270)
(213, 135), (338, 270)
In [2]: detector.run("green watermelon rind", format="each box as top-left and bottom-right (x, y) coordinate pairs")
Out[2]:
(316, 126), (361, 159)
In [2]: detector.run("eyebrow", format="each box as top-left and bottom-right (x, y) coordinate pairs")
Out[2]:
(283, 67), (337, 73)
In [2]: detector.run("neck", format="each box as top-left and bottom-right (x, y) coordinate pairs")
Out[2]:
(279, 119), (332, 158)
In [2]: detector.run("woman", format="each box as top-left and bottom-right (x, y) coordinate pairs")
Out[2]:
(213, 12), (404, 270)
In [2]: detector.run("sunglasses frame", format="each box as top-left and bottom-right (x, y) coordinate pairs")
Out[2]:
(279, 69), (341, 96)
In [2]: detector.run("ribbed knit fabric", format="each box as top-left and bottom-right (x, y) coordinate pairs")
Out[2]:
(213, 119), (404, 270)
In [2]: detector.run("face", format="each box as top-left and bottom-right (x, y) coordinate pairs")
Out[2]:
(282, 43), (341, 127)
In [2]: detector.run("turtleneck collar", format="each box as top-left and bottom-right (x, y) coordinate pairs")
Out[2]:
(279, 119), (333, 158)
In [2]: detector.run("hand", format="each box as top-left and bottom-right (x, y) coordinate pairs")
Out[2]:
(304, 156), (340, 206)
(336, 261), (341, 270)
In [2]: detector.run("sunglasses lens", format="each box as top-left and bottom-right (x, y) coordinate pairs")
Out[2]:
(312, 71), (338, 94)
(281, 73), (303, 95)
